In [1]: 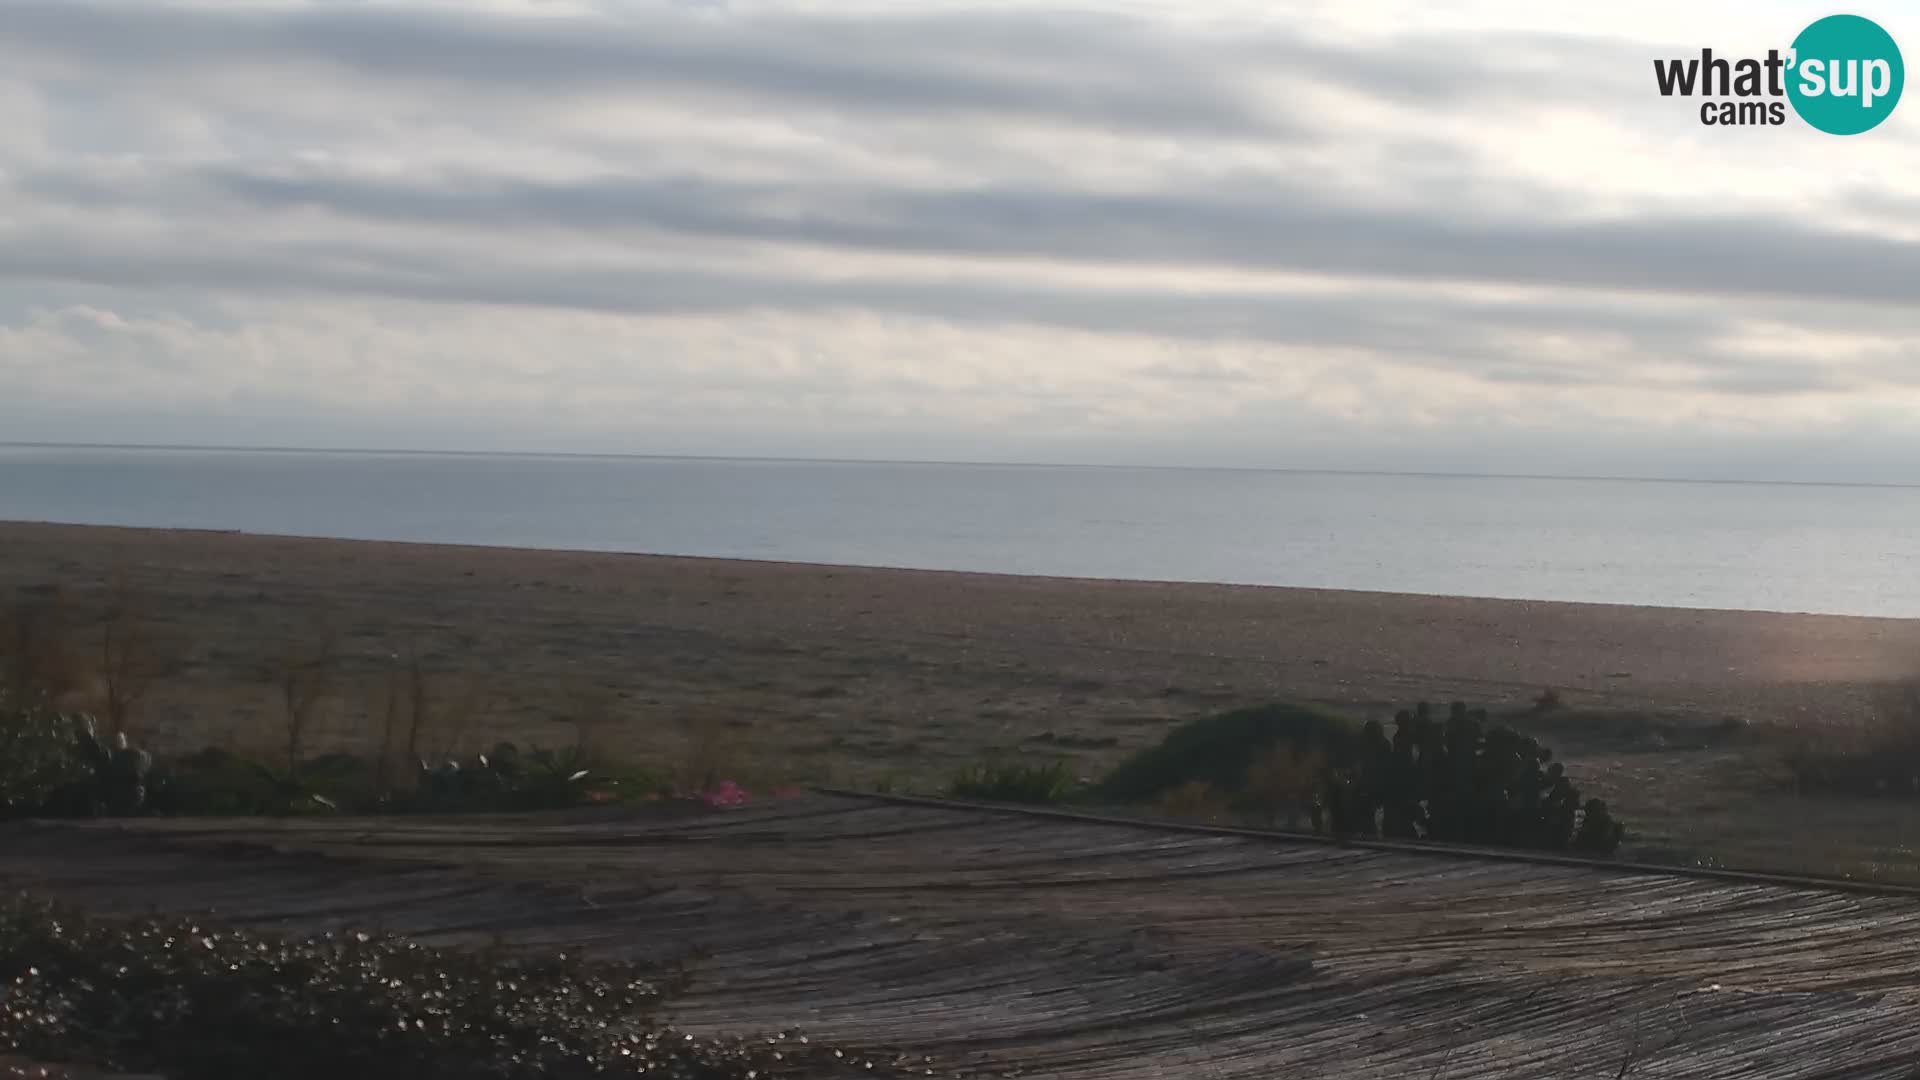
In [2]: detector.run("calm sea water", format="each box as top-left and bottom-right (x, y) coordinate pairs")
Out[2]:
(2, 445), (1918, 618)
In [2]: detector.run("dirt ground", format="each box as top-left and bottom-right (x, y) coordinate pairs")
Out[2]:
(11, 796), (1920, 1079)
(6, 520), (1920, 876)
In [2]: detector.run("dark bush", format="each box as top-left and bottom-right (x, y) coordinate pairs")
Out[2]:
(1093, 704), (1359, 805)
(147, 749), (345, 817)
(1323, 702), (1625, 855)
(0, 696), (154, 820)
(0, 693), (89, 819)
(1096, 701), (1626, 855)
(949, 760), (1077, 804)
(0, 894), (939, 1080)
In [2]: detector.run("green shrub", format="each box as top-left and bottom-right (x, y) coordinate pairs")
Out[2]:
(0, 894), (938, 1080)
(148, 750), (348, 817)
(0, 695), (154, 820)
(0, 693), (89, 819)
(949, 760), (1077, 804)
(1094, 704), (1359, 805)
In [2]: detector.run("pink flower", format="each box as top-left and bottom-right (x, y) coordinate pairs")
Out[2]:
(701, 779), (751, 807)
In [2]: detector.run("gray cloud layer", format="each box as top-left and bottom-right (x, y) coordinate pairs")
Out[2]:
(167, 167), (1920, 306)
(2, 0), (1917, 473)
(1, 1), (1284, 134)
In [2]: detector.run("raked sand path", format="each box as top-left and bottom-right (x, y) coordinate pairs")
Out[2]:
(7, 794), (1920, 1078)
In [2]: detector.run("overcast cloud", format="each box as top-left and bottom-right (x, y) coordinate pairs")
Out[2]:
(2, 0), (1918, 480)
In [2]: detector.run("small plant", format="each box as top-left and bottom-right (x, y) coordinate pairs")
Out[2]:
(949, 760), (1077, 804)
(699, 779), (751, 807)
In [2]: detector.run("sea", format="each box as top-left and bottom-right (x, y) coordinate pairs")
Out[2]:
(2, 444), (1917, 618)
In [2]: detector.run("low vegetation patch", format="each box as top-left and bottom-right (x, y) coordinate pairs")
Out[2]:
(0, 691), (706, 821)
(1, 583), (738, 822)
(0, 894), (940, 1080)
(948, 760), (1078, 804)
(1785, 681), (1920, 798)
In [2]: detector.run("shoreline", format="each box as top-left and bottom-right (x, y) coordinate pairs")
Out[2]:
(5, 518), (1917, 625)
(9, 441), (1920, 491)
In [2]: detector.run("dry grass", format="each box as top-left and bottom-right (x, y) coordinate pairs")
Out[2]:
(1242, 744), (1324, 829)
(93, 570), (174, 737)
(270, 614), (338, 777)
(1157, 780), (1232, 823)
(1783, 679), (1920, 797)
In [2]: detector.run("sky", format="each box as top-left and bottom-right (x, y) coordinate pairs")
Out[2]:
(2, 0), (1918, 481)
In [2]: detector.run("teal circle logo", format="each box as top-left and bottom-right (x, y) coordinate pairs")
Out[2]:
(1787, 14), (1904, 134)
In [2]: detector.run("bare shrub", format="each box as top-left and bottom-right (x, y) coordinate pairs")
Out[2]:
(272, 617), (339, 780)
(677, 709), (740, 793)
(94, 573), (171, 737)
(0, 586), (86, 703)
(554, 685), (625, 763)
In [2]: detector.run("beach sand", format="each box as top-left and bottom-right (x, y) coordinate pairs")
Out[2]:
(4, 519), (1915, 756)
(9, 519), (1920, 873)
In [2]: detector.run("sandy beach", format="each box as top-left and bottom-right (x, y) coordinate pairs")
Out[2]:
(3, 519), (1916, 770)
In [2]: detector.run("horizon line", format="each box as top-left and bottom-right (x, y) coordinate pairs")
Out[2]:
(2, 439), (1917, 492)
